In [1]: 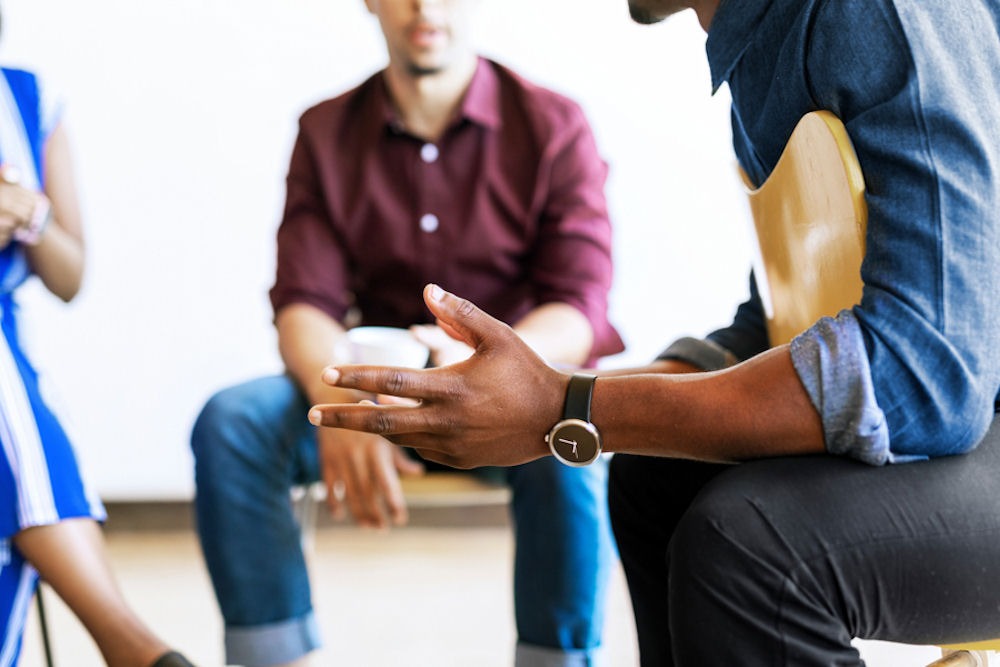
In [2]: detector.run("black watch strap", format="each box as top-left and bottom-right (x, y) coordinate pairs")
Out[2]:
(564, 373), (597, 422)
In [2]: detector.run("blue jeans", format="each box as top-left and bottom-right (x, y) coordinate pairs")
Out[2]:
(191, 375), (614, 667)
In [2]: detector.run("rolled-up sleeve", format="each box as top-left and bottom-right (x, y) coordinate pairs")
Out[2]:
(528, 101), (624, 360)
(268, 114), (353, 323)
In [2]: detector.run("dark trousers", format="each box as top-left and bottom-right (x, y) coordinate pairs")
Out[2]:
(609, 415), (1000, 666)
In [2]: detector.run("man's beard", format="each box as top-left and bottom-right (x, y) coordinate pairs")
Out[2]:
(407, 62), (445, 77)
(628, 3), (668, 24)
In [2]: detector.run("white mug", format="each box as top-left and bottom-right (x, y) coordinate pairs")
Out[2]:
(335, 326), (430, 368)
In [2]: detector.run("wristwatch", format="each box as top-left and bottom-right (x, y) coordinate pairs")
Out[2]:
(545, 373), (602, 467)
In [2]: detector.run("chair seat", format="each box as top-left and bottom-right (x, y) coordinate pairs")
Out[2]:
(399, 472), (510, 508)
(940, 640), (1000, 652)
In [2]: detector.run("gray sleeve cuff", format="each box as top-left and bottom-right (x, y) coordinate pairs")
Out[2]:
(656, 337), (739, 372)
(790, 310), (919, 465)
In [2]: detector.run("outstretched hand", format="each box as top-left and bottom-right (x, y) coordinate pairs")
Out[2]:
(308, 284), (569, 469)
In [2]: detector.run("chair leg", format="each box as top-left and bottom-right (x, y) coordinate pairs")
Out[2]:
(292, 483), (323, 554)
(36, 583), (55, 667)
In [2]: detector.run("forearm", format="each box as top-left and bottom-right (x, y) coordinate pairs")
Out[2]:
(30, 123), (85, 302)
(513, 302), (593, 368)
(309, 285), (828, 469)
(25, 222), (84, 301)
(592, 346), (825, 461)
(276, 304), (361, 404)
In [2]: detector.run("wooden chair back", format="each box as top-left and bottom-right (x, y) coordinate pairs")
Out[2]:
(741, 110), (867, 346)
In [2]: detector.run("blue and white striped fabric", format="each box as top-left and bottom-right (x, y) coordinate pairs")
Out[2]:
(0, 66), (104, 667)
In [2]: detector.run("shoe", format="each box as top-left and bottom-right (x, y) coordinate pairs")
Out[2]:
(150, 651), (196, 667)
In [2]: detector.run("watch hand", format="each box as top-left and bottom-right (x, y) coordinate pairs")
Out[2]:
(558, 437), (579, 458)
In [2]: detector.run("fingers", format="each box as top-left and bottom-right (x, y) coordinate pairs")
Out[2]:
(0, 182), (40, 223)
(341, 447), (380, 528)
(321, 365), (435, 401)
(376, 393), (419, 407)
(309, 401), (438, 440)
(392, 446), (426, 477)
(373, 449), (409, 527)
(0, 165), (21, 185)
(319, 430), (412, 530)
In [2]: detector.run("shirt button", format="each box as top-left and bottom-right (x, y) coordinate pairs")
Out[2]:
(420, 213), (439, 233)
(420, 143), (439, 163)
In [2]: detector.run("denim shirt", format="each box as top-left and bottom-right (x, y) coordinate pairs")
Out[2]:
(695, 0), (1000, 464)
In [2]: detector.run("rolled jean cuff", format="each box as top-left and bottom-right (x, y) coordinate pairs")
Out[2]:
(516, 642), (604, 667)
(225, 612), (320, 667)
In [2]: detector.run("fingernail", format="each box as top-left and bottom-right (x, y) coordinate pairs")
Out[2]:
(308, 409), (321, 425)
(322, 367), (340, 384)
(428, 283), (444, 302)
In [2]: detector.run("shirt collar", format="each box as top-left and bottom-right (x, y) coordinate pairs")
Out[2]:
(705, 0), (773, 93)
(458, 57), (502, 130)
(374, 56), (502, 134)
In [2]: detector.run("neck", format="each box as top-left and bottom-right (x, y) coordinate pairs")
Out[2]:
(383, 53), (479, 142)
(692, 0), (721, 32)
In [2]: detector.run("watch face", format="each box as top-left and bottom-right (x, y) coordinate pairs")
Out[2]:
(548, 419), (601, 466)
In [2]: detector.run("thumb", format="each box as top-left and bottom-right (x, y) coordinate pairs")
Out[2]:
(423, 284), (508, 352)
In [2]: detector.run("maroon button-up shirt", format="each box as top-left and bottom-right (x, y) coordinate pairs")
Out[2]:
(270, 58), (623, 363)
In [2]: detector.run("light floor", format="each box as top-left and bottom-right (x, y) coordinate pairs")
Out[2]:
(18, 524), (942, 666)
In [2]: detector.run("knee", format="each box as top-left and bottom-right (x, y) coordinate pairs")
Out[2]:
(190, 378), (294, 472)
(191, 385), (249, 460)
(668, 477), (789, 599)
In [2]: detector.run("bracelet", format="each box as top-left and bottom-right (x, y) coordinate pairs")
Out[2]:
(13, 193), (52, 246)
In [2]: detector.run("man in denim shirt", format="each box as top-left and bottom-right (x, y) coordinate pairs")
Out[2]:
(310, 0), (1000, 664)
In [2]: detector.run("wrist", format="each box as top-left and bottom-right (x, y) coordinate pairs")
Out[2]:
(546, 372), (602, 466)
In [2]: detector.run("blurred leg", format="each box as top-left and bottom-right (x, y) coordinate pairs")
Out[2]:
(607, 454), (727, 667)
(506, 456), (615, 667)
(12, 518), (170, 667)
(191, 375), (321, 667)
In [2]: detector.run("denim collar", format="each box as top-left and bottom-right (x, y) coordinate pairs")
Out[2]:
(705, 0), (774, 92)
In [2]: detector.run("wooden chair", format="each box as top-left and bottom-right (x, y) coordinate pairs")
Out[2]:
(744, 110), (999, 665)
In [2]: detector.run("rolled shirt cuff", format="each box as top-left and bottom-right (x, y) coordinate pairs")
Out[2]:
(790, 310), (921, 465)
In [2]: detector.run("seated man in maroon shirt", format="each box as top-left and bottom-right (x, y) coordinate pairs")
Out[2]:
(189, 1), (622, 666)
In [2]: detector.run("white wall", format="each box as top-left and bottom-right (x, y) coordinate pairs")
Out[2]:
(1, 0), (751, 500)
